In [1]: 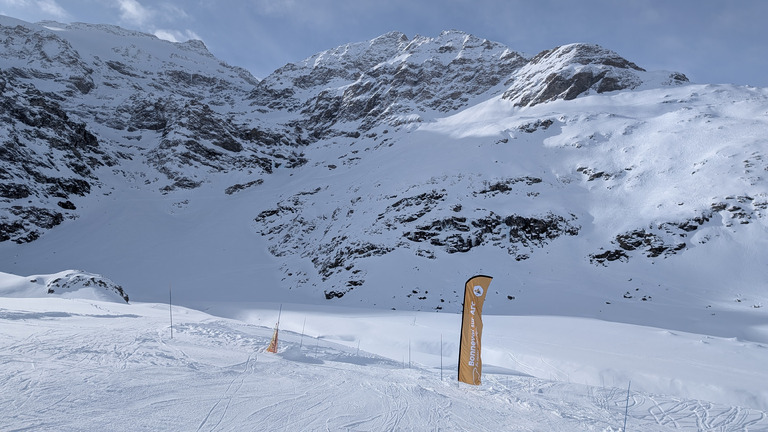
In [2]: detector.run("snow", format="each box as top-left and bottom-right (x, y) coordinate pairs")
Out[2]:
(0, 270), (127, 303)
(2, 295), (767, 431)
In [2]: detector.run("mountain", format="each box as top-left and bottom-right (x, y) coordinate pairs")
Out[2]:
(0, 269), (128, 302)
(1, 16), (766, 334)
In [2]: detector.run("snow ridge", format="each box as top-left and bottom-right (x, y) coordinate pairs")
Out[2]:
(0, 270), (129, 302)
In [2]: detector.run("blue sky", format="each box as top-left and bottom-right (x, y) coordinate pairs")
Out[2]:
(1, 0), (766, 87)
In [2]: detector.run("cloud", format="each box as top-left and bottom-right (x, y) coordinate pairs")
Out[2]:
(157, 3), (189, 21)
(0, 0), (69, 20)
(114, 0), (192, 26)
(117, 0), (152, 26)
(36, 0), (68, 19)
(154, 28), (200, 43)
(251, 0), (298, 17)
(112, 0), (197, 44)
(0, 0), (28, 7)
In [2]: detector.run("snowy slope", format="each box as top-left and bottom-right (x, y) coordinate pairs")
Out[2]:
(2, 297), (767, 431)
(0, 269), (128, 302)
(245, 82), (768, 344)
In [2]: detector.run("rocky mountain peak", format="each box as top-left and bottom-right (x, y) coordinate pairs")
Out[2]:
(531, 43), (645, 71)
(250, 33), (692, 140)
(251, 30), (527, 137)
(368, 30), (410, 47)
(502, 42), (688, 107)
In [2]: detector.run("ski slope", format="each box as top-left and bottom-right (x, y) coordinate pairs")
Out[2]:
(2, 293), (767, 431)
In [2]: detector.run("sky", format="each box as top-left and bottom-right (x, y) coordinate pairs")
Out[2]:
(0, 0), (766, 86)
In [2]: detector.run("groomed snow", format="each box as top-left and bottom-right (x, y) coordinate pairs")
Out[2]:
(1, 292), (767, 431)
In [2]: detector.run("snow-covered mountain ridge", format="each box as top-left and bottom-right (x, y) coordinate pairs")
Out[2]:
(0, 269), (128, 302)
(1, 15), (766, 337)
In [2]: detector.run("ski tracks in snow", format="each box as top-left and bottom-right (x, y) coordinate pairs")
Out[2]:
(3, 299), (768, 431)
(195, 353), (254, 432)
(633, 394), (768, 431)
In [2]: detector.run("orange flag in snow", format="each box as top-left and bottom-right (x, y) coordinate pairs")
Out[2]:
(266, 325), (279, 353)
(458, 275), (492, 385)
(266, 305), (282, 353)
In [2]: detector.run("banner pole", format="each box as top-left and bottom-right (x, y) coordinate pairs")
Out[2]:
(299, 317), (306, 350)
(623, 380), (631, 431)
(457, 292), (466, 381)
(440, 333), (443, 381)
(169, 283), (173, 340)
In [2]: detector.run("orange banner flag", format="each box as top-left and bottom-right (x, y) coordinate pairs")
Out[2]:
(458, 275), (492, 385)
(266, 305), (282, 353)
(266, 326), (279, 353)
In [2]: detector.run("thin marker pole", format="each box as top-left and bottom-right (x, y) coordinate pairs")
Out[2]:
(623, 380), (631, 431)
(269, 304), (282, 353)
(169, 283), (173, 339)
(299, 317), (306, 350)
(440, 333), (443, 381)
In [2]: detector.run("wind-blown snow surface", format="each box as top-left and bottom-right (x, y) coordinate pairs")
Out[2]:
(2, 296), (767, 431)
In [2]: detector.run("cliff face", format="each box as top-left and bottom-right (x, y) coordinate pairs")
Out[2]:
(253, 31), (527, 135)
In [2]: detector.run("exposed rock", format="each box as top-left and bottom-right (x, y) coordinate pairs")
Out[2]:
(519, 119), (554, 133)
(224, 179), (264, 195)
(380, 190), (447, 224)
(475, 177), (543, 195)
(254, 31), (527, 139)
(502, 43), (678, 107)
(591, 208), (721, 264)
(45, 270), (130, 303)
(1, 206), (64, 243)
(405, 211), (580, 258)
